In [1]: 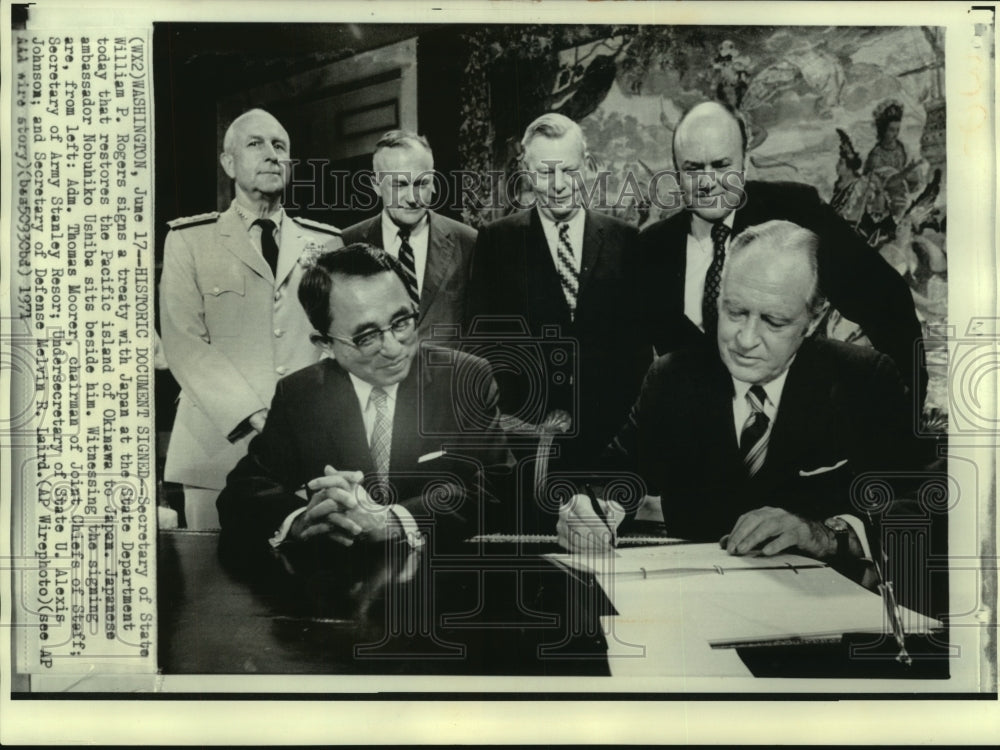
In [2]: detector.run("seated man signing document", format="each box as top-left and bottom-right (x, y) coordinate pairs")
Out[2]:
(558, 220), (917, 570)
(217, 243), (511, 558)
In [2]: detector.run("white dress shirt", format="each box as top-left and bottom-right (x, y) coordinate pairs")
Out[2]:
(381, 210), (429, 294)
(684, 212), (736, 330)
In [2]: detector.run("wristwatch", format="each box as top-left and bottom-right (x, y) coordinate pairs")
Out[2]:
(823, 516), (851, 559)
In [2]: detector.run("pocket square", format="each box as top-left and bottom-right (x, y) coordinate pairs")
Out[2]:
(798, 458), (849, 477)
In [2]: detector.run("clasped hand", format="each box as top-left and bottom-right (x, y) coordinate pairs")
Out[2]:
(290, 465), (393, 546)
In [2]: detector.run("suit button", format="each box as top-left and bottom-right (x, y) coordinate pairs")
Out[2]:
(276, 366), (287, 375)
(212, 286), (221, 293)
(274, 328), (283, 338)
(274, 291), (281, 301)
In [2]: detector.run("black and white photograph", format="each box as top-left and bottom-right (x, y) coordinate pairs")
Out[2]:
(2, 0), (997, 745)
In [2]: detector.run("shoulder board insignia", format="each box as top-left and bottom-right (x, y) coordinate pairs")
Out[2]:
(290, 215), (342, 236)
(167, 211), (219, 230)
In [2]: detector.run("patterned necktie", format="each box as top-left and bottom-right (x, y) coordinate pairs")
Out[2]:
(739, 385), (771, 477)
(253, 218), (279, 277)
(368, 387), (392, 503)
(701, 221), (731, 333)
(555, 223), (580, 320)
(396, 228), (420, 307)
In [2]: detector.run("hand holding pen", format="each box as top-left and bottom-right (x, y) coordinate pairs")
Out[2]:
(555, 484), (622, 554)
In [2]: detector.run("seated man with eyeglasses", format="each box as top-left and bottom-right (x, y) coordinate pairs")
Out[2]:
(216, 243), (512, 561)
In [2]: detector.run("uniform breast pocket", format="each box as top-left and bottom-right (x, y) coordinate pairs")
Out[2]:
(202, 274), (246, 338)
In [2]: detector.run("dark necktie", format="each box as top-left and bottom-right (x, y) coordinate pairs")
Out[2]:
(555, 223), (580, 320)
(253, 218), (279, 277)
(739, 385), (770, 476)
(701, 221), (731, 333)
(397, 228), (420, 307)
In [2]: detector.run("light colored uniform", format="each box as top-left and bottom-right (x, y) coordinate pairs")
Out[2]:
(159, 202), (342, 527)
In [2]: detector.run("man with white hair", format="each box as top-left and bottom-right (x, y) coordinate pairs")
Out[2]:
(560, 220), (917, 570)
(160, 108), (343, 528)
(466, 112), (652, 479)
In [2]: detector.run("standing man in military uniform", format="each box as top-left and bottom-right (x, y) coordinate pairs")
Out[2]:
(159, 108), (343, 528)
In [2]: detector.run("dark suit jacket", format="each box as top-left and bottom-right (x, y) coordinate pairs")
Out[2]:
(637, 180), (926, 408)
(217, 349), (512, 556)
(605, 337), (917, 543)
(342, 210), (477, 343)
(466, 208), (653, 466)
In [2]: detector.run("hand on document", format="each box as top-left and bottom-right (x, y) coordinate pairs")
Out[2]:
(556, 493), (625, 554)
(290, 465), (392, 546)
(720, 506), (834, 559)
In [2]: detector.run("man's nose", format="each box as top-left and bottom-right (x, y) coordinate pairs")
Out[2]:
(735, 317), (761, 349)
(262, 141), (278, 160)
(379, 328), (405, 356)
(696, 170), (716, 191)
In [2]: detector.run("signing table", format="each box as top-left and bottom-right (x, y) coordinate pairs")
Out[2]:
(157, 530), (947, 679)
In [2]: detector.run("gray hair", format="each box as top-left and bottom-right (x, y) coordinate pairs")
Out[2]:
(222, 108), (286, 153)
(725, 220), (827, 318)
(520, 112), (587, 154)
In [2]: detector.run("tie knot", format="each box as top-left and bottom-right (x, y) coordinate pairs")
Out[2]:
(747, 384), (767, 413)
(370, 386), (389, 410)
(711, 221), (730, 247)
(397, 226), (410, 242)
(254, 218), (276, 233)
(558, 222), (570, 239)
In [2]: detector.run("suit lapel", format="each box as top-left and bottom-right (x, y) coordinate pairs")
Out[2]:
(528, 209), (573, 323)
(420, 211), (456, 320)
(320, 362), (375, 475)
(757, 340), (821, 482)
(364, 216), (383, 248)
(389, 364), (424, 472)
(577, 210), (602, 299)
(217, 205), (271, 280)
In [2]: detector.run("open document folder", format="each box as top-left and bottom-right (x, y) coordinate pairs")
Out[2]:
(546, 543), (942, 653)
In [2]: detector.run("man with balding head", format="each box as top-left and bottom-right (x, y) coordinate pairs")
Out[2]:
(639, 100), (926, 409)
(160, 108), (343, 528)
(342, 130), (478, 341)
(560, 220), (916, 569)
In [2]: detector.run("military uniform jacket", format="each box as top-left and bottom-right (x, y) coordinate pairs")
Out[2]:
(159, 202), (343, 489)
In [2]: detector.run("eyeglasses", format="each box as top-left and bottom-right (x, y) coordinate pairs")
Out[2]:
(328, 311), (419, 356)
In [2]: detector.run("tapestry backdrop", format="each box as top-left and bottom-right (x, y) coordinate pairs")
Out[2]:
(458, 24), (946, 416)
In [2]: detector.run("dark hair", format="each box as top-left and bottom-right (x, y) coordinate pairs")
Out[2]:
(873, 101), (903, 141)
(297, 243), (411, 342)
(671, 100), (749, 168)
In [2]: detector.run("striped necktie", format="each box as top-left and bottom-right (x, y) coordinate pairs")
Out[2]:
(556, 222), (580, 320)
(739, 385), (771, 477)
(701, 221), (730, 333)
(368, 387), (392, 502)
(397, 228), (420, 307)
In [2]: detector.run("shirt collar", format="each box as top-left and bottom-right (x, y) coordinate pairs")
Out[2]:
(689, 209), (735, 240)
(347, 372), (400, 411)
(382, 210), (429, 240)
(731, 356), (795, 411)
(232, 201), (284, 231)
(536, 206), (586, 233)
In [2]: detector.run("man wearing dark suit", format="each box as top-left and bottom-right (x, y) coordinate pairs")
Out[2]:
(217, 244), (511, 557)
(560, 220), (916, 570)
(638, 100), (926, 410)
(466, 113), (652, 469)
(342, 130), (477, 344)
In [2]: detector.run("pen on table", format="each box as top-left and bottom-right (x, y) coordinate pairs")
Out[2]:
(584, 483), (616, 548)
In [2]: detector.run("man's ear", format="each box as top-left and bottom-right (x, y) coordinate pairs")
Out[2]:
(310, 332), (335, 357)
(805, 300), (830, 337)
(220, 151), (235, 179)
